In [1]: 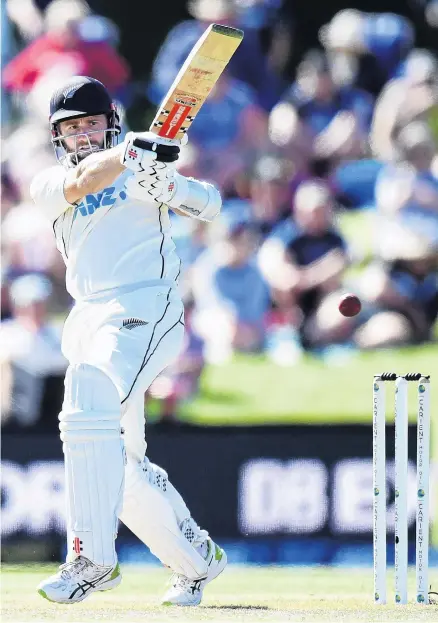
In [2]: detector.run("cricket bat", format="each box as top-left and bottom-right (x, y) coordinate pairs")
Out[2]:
(149, 23), (244, 141)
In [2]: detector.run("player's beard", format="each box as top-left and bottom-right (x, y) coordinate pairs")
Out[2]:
(70, 141), (105, 164)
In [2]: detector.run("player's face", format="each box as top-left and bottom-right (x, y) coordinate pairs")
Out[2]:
(58, 114), (108, 160)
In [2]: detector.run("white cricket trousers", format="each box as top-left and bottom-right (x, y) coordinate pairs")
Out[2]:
(61, 283), (185, 460)
(60, 283), (211, 578)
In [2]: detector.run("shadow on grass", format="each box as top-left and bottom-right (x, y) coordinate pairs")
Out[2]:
(205, 605), (269, 611)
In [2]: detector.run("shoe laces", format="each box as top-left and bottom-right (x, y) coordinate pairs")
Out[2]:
(59, 557), (92, 580)
(173, 574), (203, 595)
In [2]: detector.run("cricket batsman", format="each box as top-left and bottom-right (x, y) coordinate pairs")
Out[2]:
(30, 76), (226, 606)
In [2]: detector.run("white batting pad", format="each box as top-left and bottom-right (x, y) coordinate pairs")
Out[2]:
(119, 456), (208, 579)
(59, 364), (125, 567)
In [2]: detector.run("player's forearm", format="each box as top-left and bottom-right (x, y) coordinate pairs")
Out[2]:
(169, 178), (222, 221)
(64, 145), (125, 204)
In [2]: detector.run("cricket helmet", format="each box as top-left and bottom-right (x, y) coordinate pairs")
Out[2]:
(49, 76), (120, 167)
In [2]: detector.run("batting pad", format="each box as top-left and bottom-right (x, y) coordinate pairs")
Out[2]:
(59, 364), (125, 567)
(119, 456), (209, 579)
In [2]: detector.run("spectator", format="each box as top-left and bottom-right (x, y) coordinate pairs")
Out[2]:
(355, 236), (438, 349)
(272, 50), (374, 179)
(258, 180), (349, 358)
(0, 167), (20, 220)
(2, 0), (130, 100)
(339, 122), (438, 350)
(2, 2), (18, 128)
(177, 74), (269, 191)
(319, 10), (414, 96)
(330, 158), (384, 211)
(375, 122), (438, 250)
(1, 162), (66, 300)
(236, 0), (294, 77)
(2, 119), (53, 186)
(148, 0), (283, 112)
(245, 155), (296, 237)
(6, 0), (49, 43)
(0, 274), (67, 431)
(170, 218), (211, 300)
(370, 49), (438, 161)
(191, 217), (270, 363)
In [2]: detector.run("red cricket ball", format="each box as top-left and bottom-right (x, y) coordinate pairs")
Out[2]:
(338, 293), (362, 317)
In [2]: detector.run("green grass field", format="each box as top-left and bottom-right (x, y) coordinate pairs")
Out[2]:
(175, 345), (437, 425)
(2, 565), (437, 622)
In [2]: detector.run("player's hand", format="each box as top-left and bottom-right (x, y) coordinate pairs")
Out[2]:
(121, 131), (184, 172)
(125, 168), (189, 208)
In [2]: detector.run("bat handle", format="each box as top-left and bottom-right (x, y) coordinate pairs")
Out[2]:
(132, 138), (180, 155)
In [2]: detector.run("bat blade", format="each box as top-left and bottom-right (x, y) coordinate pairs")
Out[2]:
(150, 23), (244, 140)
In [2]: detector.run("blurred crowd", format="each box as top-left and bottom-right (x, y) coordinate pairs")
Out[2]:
(2, 0), (438, 428)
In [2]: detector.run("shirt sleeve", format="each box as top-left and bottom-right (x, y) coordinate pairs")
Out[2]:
(30, 166), (76, 222)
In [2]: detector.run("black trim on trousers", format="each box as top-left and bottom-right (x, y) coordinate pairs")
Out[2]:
(158, 205), (165, 279)
(121, 293), (171, 404)
(121, 308), (184, 406)
(121, 288), (172, 405)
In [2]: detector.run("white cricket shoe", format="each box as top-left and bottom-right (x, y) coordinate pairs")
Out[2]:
(37, 556), (121, 604)
(161, 538), (227, 606)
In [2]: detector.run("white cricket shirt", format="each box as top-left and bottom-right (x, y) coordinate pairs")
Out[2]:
(30, 166), (181, 300)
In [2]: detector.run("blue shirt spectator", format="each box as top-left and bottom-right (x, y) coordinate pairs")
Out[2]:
(331, 159), (384, 209)
(398, 170), (438, 245)
(176, 75), (269, 192)
(319, 10), (414, 95)
(190, 221), (270, 361)
(189, 79), (258, 151)
(286, 229), (346, 268)
(214, 259), (270, 326)
(375, 122), (438, 249)
(276, 49), (374, 171)
(363, 13), (414, 78)
(285, 75), (374, 136)
(238, 0), (283, 29)
(267, 218), (297, 247)
(285, 226), (346, 317)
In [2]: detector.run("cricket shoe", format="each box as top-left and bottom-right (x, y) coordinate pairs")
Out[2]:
(37, 556), (121, 604)
(161, 538), (227, 606)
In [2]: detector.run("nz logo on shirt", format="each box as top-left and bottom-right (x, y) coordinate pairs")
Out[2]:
(73, 187), (128, 221)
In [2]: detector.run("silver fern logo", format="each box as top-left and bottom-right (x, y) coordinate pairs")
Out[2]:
(62, 84), (83, 100)
(121, 318), (149, 331)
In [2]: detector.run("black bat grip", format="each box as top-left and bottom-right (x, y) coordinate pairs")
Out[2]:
(132, 138), (180, 163)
